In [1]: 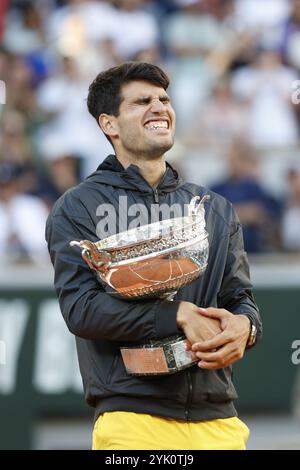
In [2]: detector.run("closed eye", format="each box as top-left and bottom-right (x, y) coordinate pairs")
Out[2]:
(135, 97), (151, 105)
(160, 96), (170, 104)
(134, 96), (171, 105)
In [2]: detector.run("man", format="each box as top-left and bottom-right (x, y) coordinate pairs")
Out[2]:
(46, 62), (262, 450)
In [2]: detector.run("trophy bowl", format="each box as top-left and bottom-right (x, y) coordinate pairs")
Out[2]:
(70, 195), (210, 300)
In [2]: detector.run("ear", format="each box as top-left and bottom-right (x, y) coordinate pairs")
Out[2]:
(98, 114), (118, 139)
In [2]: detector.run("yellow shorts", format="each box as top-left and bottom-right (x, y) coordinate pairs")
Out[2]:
(92, 411), (250, 450)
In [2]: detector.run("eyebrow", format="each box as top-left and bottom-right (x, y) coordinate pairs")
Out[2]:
(132, 95), (171, 104)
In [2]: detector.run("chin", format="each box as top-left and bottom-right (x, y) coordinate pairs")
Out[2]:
(149, 138), (174, 154)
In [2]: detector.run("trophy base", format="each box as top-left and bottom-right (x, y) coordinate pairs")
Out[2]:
(120, 334), (198, 376)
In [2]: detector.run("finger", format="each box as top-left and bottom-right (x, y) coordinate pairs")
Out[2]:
(195, 343), (234, 362)
(184, 341), (198, 360)
(191, 331), (231, 352)
(198, 360), (221, 369)
(190, 351), (198, 361)
(197, 307), (227, 319)
(198, 350), (238, 369)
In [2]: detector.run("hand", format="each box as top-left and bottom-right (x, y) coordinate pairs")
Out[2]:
(190, 308), (251, 370)
(176, 301), (222, 345)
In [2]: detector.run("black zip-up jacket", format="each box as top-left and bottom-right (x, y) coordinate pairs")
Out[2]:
(46, 154), (262, 422)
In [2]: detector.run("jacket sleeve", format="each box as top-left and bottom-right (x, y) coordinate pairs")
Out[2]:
(217, 207), (263, 347)
(45, 206), (181, 342)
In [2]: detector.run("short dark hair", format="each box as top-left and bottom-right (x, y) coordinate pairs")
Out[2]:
(87, 62), (170, 124)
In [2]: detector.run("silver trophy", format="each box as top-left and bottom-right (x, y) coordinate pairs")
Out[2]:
(70, 195), (211, 375)
(70, 195), (209, 300)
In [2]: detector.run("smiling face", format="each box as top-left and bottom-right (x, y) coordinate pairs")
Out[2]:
(99, 80), (176, 161)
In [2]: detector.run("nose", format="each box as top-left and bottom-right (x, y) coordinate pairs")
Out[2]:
(149, 98), (166, 113)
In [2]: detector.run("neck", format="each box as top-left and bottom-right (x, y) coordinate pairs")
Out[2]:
(116, 153), (167, 188)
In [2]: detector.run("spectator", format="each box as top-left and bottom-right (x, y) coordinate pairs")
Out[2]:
(281, 165), (300, 251)
(181, 77), (249, 149)
(4, 55), (37, 113)
(164, 0), (236, 132)
(3, 1), (45, 55)
(0, 0), (8, 41)
(40, 136), (82, 207)
(231, 47), (299, 147)
(234, 0), (291, 37)
(0, 162), (49, 264)
(0, 47), (10, 86)
(47, 0), (118, 55)
(36, 56), (113, 176)
(211, 140), (282, 253)
(275, 0), (300, 70)
(0, 109), (32, 165)
(111, 0), (160, 60)
(3, 1), (51, 84)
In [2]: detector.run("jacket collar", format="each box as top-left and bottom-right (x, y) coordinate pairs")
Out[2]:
(90, 154), (184, 193)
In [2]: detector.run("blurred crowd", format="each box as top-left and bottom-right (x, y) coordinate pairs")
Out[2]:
(1, 0), (300, 264)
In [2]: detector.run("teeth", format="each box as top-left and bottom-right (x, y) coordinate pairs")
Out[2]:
(144, 121), (168, 130)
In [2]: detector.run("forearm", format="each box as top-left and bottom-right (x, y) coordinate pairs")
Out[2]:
(218, 210), (263, 346)
(59, 283), (181, 342)
(47, 212), (181, 343)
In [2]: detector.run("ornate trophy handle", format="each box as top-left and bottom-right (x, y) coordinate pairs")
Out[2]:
(188, 195), (210, 219)
(70, 240), (112, 273)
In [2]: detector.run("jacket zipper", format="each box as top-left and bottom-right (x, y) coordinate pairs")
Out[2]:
(152, 185), (194, 418)
(185, 370), (193, 420)
(153, 188), (159, 203)
(153, 183), (194, 418)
